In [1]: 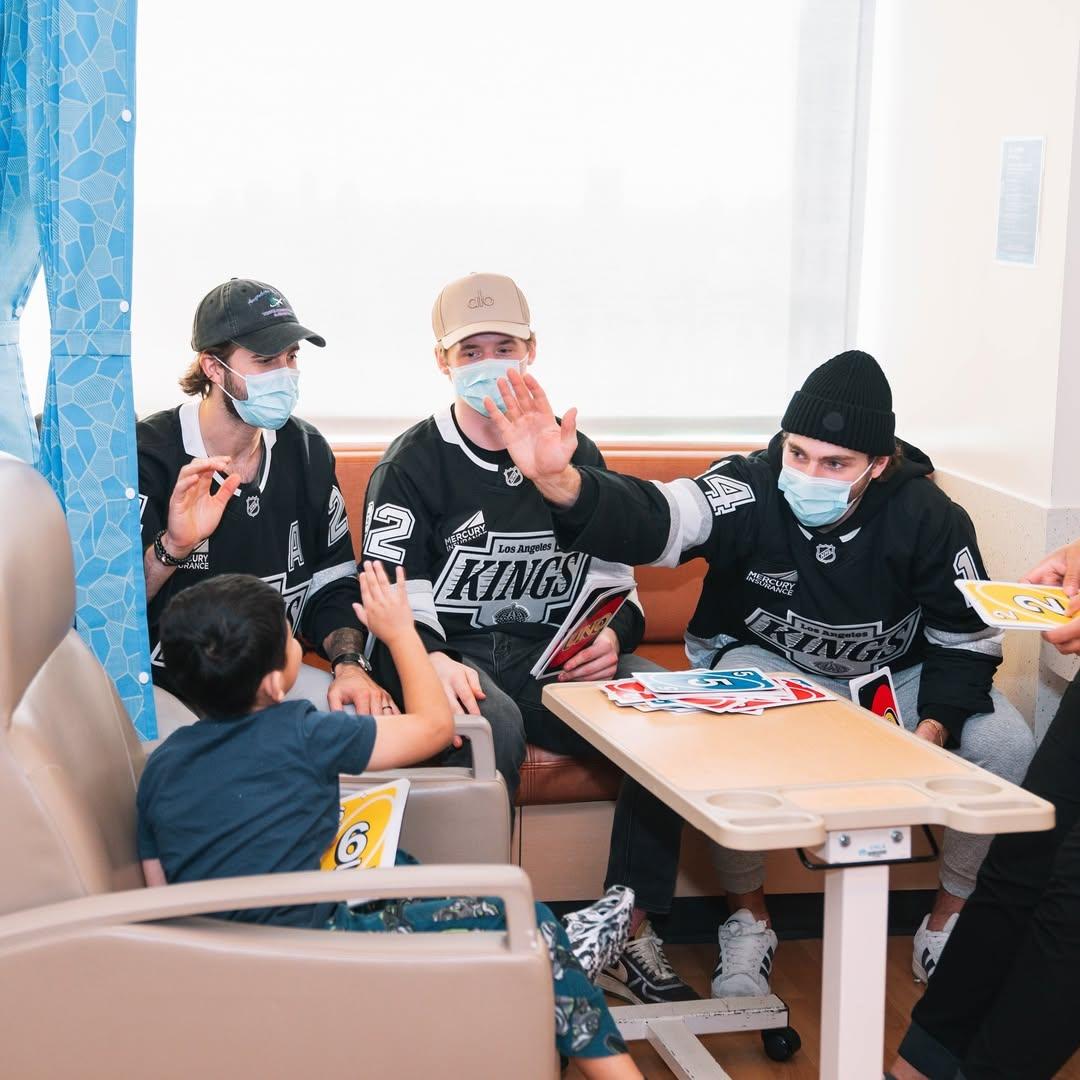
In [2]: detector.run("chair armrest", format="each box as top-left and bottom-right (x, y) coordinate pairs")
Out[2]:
(0, 864), (537, 954)
(449, 713), (497, 779)
(347, 713), (497, 784)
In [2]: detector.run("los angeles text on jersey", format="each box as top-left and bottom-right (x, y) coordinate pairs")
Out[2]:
(746, 607), (921, 677)
(433, 531), (589, 629)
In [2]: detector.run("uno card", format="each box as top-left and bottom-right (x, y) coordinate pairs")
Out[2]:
(634, 668), (781, 697)
(603, 679), (654, 705)
(955, 579), (1076, 630)
(321, 779), (410, 872)
(781, 677), (834, 703)
(848, 668), (903, 726)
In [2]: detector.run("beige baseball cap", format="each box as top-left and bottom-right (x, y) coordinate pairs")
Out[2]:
(432, 272), (532, 349)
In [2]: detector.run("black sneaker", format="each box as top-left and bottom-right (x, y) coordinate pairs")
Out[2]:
(596, 918), (699, 1005)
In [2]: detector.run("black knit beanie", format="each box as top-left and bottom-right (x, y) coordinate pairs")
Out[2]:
(781, 350), (895, 456)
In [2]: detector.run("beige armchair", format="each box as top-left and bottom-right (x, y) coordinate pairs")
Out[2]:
(0, 457), (556, 1079)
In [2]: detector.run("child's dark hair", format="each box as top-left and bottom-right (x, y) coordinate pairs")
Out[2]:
(159, 574), (288, 716)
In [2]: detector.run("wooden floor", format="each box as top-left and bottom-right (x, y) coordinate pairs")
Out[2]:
(565, 935), (1080, 1078)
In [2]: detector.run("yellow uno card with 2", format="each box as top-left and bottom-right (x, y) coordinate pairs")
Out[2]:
(955, 579), (1075, 630)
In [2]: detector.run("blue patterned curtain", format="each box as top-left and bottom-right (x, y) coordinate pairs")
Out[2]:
(0, 3), (41, 466)
(1, 0), (154, 737)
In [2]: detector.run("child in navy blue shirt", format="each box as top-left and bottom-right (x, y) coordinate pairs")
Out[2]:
(137, 562), (640, 1077)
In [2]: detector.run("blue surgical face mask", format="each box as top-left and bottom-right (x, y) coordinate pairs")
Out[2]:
(450, 358), (522, 416)
(218, 362), (300, 430)
(777, 460), (874, 527)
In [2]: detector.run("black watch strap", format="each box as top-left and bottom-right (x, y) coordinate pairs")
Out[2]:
(331, 650), (371, 676)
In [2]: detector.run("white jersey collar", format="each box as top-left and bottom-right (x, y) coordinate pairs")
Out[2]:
(434, 406), (499, 472)
(796, 522), (862, 543)
(178, 398), (277, 493)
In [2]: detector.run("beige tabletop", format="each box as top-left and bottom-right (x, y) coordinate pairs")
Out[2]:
(543, 675), (1054, 851)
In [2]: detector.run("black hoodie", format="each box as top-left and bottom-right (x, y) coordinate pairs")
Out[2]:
(551, 433), (1002, 739)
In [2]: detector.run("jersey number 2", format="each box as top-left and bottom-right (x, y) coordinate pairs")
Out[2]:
(363, 503), (416, 565)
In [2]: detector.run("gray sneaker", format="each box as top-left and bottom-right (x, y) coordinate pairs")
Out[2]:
(597, 918), (699, 1005)
(711, 908), (778, 997)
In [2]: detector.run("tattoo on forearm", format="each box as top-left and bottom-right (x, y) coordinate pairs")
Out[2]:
(323, 626), (366, 660)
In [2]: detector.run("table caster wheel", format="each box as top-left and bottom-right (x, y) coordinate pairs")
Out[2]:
(761, 1025), (802, 1062)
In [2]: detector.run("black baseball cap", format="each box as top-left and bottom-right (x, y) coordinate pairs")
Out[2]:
(191, 278), (326, 355)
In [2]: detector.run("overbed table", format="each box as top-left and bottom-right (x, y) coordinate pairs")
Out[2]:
(543, 677), (1054, 1079)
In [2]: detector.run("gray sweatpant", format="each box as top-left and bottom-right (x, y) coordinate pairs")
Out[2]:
(685, 642), (1037, 900)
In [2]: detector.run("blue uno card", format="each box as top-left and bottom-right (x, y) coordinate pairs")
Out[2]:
(634, 668), (780, 696)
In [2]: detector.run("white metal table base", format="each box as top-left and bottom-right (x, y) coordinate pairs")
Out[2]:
(814, 825), (909, 1078)
(610, 995), (789, 1079)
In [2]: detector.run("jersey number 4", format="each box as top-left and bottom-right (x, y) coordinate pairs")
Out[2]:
(700, 473), (755, 516)
(363, 503), (416, 565)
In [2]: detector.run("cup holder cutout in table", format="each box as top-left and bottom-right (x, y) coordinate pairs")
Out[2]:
(722, 813), (819, 829)
(706, 792), (785, 811)
(924, 778), (1001, 797)
(956, 799), (1037, 813)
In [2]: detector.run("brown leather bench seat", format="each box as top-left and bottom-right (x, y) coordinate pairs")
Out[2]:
(325, 442), (752, 807)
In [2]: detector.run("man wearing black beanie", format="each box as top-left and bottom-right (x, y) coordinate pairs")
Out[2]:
(487, 350), (1036, 1005)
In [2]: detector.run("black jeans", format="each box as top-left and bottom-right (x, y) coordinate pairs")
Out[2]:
(899, 676), (1080, 1079)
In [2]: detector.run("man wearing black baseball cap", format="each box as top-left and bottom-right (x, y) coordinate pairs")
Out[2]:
(489, 350), (1036, 1005)
(137, 279), (399, 730)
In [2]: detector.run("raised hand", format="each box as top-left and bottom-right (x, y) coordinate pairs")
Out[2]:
(353, 561), (415, 648)
(165, 457), (241, 555)
(484, 369), (579, 483)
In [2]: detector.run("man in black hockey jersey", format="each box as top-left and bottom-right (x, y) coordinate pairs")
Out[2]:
(139, 279), (399, 732)
(363, 273), (663, 801)
(489, 349), (1037, 1002)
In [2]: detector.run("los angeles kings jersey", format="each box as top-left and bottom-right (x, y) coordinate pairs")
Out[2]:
(362, 407), (644, 654)
(138, 401), (362, 697)
(552, 434), (1002, 737)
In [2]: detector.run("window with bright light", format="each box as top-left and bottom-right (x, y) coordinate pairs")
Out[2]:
(20, 0), (867, 443)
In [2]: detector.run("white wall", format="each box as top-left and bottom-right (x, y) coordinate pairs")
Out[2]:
(858, 0), (1080, 730)
(858, 0), (1080, 507)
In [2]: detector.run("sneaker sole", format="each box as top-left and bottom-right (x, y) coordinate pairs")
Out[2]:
(596, 972), (645, 1005)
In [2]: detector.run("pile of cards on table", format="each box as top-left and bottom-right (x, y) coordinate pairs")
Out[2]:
(602, 668), (833, 715)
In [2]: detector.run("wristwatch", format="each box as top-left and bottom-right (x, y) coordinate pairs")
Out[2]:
(331, 650), (372, 677)
(153, 529), (189, 567)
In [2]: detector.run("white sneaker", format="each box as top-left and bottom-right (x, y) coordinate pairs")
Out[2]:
(711, 908), (778, 997)
(912, 912), (958, 982)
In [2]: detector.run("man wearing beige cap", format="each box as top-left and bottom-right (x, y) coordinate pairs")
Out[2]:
(363, 272), (673, 863)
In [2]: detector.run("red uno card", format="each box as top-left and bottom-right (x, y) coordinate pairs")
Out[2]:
(848, 668), (903, 726)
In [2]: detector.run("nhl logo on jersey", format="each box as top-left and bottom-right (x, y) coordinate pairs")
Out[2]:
(815, 543), (836, 564)
(246, 495), (261, 518)
(503, 466), (523, 488)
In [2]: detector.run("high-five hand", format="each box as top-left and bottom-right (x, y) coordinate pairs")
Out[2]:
(484, 370), (582, 506)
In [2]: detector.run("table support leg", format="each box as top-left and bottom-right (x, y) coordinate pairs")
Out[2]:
(820, 862), (890, 1078)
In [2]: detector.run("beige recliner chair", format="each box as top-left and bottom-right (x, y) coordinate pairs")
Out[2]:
(0, 457), (556, 1079)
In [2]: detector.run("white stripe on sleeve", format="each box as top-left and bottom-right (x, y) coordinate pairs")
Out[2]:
(651, 478), (713, 567)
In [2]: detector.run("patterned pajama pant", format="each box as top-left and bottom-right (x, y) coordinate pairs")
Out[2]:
(330, 895), (628, 1060)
